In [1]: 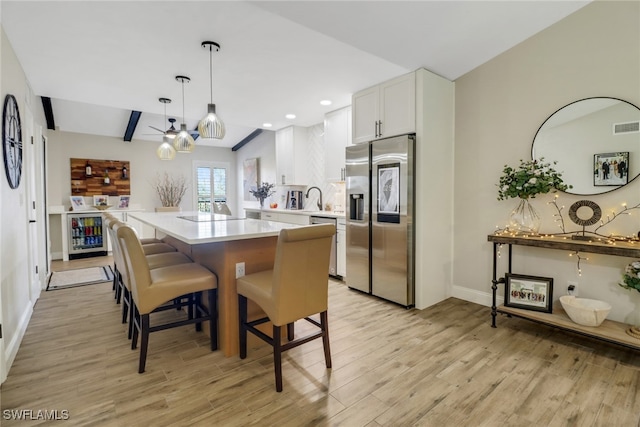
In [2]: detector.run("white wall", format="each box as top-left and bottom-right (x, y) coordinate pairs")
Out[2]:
(46, 131), (237, 252)
(235, 130), (276, 213)
(453, 1), (640, 322)
(0, 27), (47, 383)
(234, 124), (344, 215)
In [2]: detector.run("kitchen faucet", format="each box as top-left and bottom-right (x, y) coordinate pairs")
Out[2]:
(305, 186), (323, 211)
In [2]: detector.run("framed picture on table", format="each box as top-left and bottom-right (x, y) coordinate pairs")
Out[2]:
(504, 273), (553, 313)
(93, 195), (109, 206)
(69, 195), (87, 211)
(117, 195), (130, 209)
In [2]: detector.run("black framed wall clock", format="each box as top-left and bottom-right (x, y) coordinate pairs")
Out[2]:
(3, 94), (22, 189)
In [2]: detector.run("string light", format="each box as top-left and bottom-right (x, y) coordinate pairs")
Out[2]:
(548, 194), (567, 233)
(568, 251), (588, 276)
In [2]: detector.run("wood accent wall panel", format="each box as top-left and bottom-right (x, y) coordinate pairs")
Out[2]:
(70, 158), (130, 196)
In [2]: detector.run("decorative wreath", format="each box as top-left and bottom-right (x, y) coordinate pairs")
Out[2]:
(568, 200), (602, 227)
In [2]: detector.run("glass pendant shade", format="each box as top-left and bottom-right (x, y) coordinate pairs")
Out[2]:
(173, 123), (195, 153)
(198, 103), (226, 139)
(157, 137), (176, 160)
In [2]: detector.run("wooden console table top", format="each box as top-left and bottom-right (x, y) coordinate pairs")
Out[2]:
(488, 234), (640, 258)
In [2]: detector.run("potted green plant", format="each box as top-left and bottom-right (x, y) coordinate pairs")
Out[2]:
(620, 261), (640, 335)
(497, 158), (571, 233)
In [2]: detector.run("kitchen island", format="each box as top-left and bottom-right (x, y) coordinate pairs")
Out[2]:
(128, 211), (300, 356)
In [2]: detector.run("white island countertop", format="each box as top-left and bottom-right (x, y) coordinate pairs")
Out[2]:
(128, 211), (300, 245)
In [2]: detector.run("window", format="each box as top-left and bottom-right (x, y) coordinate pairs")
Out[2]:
(194, 162), (228, 213)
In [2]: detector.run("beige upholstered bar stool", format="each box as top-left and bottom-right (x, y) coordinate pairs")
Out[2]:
(108, 219), (192, 334)
(117, 223), (218, 373)
(104, 213), (176, 301)
(237, 223), (335, 392)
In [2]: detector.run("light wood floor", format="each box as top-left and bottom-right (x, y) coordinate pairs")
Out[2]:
(2, 256), (640, 426)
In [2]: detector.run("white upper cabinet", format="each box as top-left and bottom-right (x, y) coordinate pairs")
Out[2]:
(352, 86), (378, 144)
(324, 106), (352, 182)
(352, 72), (416, 144)
(276, 126), (309, 185)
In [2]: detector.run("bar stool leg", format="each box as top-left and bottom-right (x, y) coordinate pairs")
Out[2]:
(238, 295), (247, 359)
(273, 325), (283, 392)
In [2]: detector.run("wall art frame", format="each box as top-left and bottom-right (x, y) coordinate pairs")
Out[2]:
(594, 152), (629, 187)
(504, 273), (553, 313)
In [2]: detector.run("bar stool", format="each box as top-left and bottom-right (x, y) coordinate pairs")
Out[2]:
(116, 223), (219, 373)
(237, 223), (335, 392)
(108, 219), (192, 335)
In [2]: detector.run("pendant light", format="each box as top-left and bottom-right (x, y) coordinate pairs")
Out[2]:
(173, 75), (195, 153)
(156, 97), (176, 160)
(197, 41), (225, 139)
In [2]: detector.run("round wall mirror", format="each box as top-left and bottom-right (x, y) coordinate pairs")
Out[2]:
(532, 97), (640, 195)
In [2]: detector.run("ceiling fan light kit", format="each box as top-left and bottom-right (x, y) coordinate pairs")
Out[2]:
(155, 97), (178, 160)
(198, 41), (225, 140)
(173, 75), (195, 153)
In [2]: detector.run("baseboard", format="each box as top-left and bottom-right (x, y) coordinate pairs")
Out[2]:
(451, 285), (503, 308)
(2, 302), (33, 383)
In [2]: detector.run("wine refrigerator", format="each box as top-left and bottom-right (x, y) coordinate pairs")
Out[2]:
(67, 213), (107, 259)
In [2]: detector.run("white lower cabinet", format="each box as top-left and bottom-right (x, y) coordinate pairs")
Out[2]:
(259, 211), (310, 225)
(337, 218), (346, 278)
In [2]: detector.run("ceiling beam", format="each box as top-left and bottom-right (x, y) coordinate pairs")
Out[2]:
(232, 129), (263, 152)
(41, 97), (55, 130)
(123, 110), (142, 142)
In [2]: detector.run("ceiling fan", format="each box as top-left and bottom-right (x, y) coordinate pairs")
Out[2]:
(146, 98), (199, 139)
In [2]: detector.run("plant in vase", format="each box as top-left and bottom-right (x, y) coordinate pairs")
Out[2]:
(620, 261), (640, 337)
(153, 172), (188, 209)
(497, 158), (571, 234)
(249, 182), (275, 209)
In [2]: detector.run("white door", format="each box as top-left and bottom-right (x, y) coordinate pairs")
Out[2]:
(24, 107), (41, 300)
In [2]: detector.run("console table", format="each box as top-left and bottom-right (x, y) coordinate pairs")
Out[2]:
(488, 233), (640, 351)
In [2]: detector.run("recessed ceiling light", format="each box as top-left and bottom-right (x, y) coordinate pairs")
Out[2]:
(320, 100), (332, 106)
(285, 114), (296, 119)
(263, 123), (273, 128)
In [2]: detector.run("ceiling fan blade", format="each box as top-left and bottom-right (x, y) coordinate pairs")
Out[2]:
(148, 126), (165, 133)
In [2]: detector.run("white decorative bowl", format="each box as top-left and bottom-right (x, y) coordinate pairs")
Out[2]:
(560, 295), (611, 327)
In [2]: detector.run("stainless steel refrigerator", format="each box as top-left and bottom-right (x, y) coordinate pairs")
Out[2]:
(345, 134), (415, 307)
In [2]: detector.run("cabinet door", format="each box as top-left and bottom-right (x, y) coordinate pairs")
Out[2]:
(379, 73), (415, 139)
(324, 106), (352, 181)
(276, 126), (308, 185)
(275, 127), (294, 185)
(352, 86), (378, 144)
(336, 227), (346, 277)
(260, 212), (281, 222)
(278, 213), (311, 225)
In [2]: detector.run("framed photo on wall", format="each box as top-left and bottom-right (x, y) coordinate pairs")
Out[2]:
(504, 273), (553, 313)
(243, 158), (259, 201)
(594, 152), (629, 186)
